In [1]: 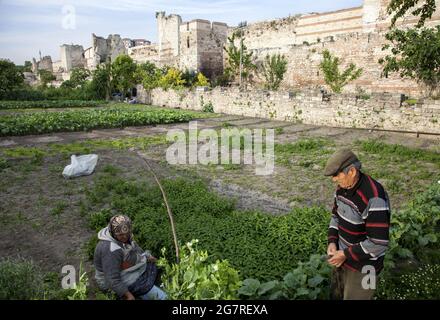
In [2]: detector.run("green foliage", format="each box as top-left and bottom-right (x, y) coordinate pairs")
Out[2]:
(380, 26), (440, 94)
(15, 61), (32, 73)
(319, 50), (362, 93)
(157, 239), (241, 299)
(238, 254), (331, 300)
(38, 69), (56, 87)
(377, 264), (440, 299)
(158, 68), (186, 90)
(67, 263), (89, 300)
(0, 59), (24, 95)
(0, 257), (44, 299)
(90, 63), (112, 100)
(275, 138), (333, 166)
(357, 139), (440, 163)
(83, 175), (329, 280)
(0, 108), (194, 136)
(62, 68), (91, 89)
(388, 0), (436, 28)
(260, 54), (288, 90)
(111, 55), (137, 97)
(194, 73), (210, 87)
(0, 100), (107, 110)
(223, 33), (256, 85)
(135, 62), (162, 90)
(386, 182), (440, 267)
(202, 101), (214, 113)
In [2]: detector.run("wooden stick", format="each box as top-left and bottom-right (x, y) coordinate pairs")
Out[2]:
(136, 151), (180, 264)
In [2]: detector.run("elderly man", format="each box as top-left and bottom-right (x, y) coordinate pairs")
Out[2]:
(324, 149), (391, 300)
(94, 215), (167, 300)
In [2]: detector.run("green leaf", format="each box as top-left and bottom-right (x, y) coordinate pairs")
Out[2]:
(238, 279), (260, 296)
(257, 280), (278, 296)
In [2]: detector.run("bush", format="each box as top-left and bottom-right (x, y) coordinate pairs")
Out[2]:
(238, 254), (331, 300)
(319, 50), (362, 93)
(158, 68), (186, 90)
(0, 258), (44, 299)
(260, 54), (288, 90)
(376, 264), (440, 299)
(157, 240), (241, 299)
(194, 73), (210, 87)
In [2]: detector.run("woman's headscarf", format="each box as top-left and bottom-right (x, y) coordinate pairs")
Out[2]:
(109, 215), (132, 239)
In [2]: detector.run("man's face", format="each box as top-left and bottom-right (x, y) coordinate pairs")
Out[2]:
(331, 167), (356, 189)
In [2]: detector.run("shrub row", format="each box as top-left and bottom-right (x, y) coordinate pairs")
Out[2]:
(0, 108), (195, 136)
(0, 100), (107, 110)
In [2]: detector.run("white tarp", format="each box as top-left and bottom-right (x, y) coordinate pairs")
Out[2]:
(62, 154), (98, 178)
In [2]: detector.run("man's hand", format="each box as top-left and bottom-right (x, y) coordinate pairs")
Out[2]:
(327, 243), (337, 256)
(327, 250), (346, 267)
(123, 291), (136, 300)
(147, 255), (157, 263)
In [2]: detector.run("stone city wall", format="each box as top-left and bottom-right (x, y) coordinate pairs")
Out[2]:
(136, 86), (440, 134)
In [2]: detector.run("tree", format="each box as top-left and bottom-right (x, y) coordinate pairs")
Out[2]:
(388, 0), (436, 28)
(0, 59), (24, 94)
(319, 50), (363, 94)
(260, 54), (288, 90)
(90, 63), (112, 100)
(379, 26), (440, 95)
(15, 61), (32, 73)
(223, 33), (256, 86)
(111, 54), (137, 97)
(70, 68), (91, 88)
(135, 62), (162, 90)
(38, 69), (55, 88)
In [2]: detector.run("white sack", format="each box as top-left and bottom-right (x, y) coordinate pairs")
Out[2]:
(62, 154), (98, 178)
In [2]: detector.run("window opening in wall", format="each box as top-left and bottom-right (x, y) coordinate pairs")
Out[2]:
(187, 37), (190, 48)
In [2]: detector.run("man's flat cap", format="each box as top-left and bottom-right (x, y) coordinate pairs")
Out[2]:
(324, 149), (359, 176)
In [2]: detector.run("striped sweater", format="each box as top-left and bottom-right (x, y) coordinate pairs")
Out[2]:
(328, 172), (391, 273)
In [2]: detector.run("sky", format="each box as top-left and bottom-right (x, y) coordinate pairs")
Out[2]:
(0, 0), (363, 65)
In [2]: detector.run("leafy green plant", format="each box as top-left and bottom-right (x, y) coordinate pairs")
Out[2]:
(194, 72), (210, 87)
(0, 257), (44, 299)
(380, 26), (440, 95)
(376, 264), (440, 299)
(83, 174), (329, 280)
(67, 262), (89, 300)
(387, 0), (436, 28)
(385, 181), (440, 268)
(157, 239), (241, 299)
(260, 54), (288, 90)
(319, 50), (362, 93)
(0, 100), (107, 109)
(238, 254), (331, 300)
(202, 101), (214, 113)
(158, 68), (186, 90)
(0, 108), (195, 136)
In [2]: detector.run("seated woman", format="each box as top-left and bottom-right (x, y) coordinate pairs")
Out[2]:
(94, 215), (167, 300)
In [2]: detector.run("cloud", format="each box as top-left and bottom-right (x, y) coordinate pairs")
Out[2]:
(3, 0), (254, 15)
